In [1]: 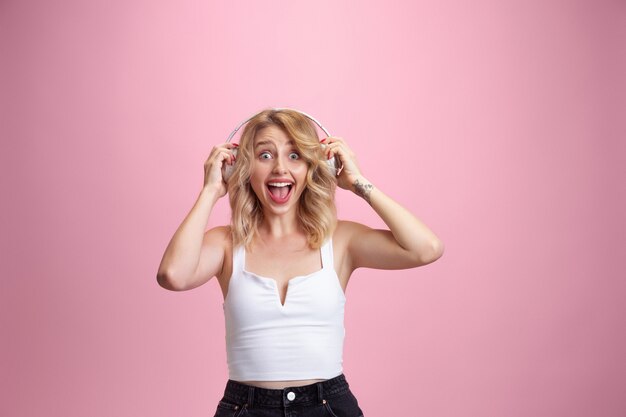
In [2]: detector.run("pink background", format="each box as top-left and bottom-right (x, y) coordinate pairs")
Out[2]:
(2, 0), (624, 416)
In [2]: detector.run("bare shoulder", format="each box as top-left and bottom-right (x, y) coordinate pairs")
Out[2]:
(208, 223), (232, 257)
(334, 219), (431, 270)
(205, 224), (232, 241)
(202, 224), (232, 256)
(334, 219), (368, 243)
(332, 219), (367, 275)
(194, 225), (232, 287)
(336, 219), (365, 231)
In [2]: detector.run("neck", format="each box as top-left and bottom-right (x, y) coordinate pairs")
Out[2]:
(258, 210), (303, 241)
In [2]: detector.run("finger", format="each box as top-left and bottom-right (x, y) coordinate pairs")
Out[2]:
(217, 150), (234, 165)
(211, 143), (237, 157)
(226, 143), (239, 160)
(326, 143), (342, 157)
(208, 147), (225, 162)
(327, 147), (339, 160)
(219, 146), (236, 157)
(216, 144), (237, 154)
(324, 141), (337, 150)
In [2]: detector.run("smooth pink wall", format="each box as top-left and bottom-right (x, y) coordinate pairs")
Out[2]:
(2, 1), (624, 416)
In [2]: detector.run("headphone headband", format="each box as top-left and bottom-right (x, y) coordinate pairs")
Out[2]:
(226, 107), (330, 143)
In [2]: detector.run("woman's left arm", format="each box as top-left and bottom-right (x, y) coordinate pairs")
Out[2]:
(325, 136), (444, 270)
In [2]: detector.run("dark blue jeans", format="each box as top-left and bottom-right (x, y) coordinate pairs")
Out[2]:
(212, 373), (365, 417)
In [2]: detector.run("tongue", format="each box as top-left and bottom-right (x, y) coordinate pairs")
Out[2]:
(268, 185), (289, 199)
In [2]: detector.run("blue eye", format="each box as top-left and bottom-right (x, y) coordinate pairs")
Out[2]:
(260, 152), (271, 159)
(289, 152), (300, 160)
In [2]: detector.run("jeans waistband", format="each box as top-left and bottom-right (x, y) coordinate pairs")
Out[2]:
(223, 373), (350, 408)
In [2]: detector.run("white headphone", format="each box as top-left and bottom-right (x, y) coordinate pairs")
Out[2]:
(222, 107), (341, 181)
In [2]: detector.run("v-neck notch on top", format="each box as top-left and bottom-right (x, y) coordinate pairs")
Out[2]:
(241, 243), (327, 307)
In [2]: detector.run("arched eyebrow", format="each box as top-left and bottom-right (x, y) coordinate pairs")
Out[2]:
(254, 140), (295, 149)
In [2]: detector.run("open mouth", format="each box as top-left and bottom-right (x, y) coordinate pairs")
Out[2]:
(266, 182), (293, 203)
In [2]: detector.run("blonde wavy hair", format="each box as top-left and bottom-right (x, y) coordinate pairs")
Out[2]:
(226, 108), (337, 251)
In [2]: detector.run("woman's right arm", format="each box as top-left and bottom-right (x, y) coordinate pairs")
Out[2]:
(156, 143), (237, 291)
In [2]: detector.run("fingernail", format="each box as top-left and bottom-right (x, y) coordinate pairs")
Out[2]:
(233, 143), (239, 147)
(320, 138), (327, 143)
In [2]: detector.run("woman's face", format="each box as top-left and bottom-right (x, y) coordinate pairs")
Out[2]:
(249, 125), (308, 216)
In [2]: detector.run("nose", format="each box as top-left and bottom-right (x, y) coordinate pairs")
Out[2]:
(272, 154), (288, 174)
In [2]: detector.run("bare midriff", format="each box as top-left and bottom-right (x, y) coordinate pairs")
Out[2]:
(235, 378), (327, 389)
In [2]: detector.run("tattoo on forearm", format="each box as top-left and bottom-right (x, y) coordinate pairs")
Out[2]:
(353, 178), (374, 204)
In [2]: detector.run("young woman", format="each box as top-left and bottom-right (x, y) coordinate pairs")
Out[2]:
(157, 108), (444, 417)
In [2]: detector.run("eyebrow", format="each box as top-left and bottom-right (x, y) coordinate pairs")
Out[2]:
(254, 140), (295, 148)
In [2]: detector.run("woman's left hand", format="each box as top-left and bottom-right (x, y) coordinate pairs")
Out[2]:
(323, 137), (363, 191)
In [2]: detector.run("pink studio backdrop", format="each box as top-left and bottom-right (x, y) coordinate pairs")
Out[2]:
(1, 1), (624, 416)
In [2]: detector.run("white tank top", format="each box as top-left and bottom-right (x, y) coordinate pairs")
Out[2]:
(222, 237), (346, 381)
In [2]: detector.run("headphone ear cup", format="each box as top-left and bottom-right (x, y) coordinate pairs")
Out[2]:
(222, 147), (238, 183)
(326, 156), (339, 176)
(320, 143), (340, 176)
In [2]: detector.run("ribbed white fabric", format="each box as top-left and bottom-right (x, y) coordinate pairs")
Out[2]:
(222, 238), (346, 381)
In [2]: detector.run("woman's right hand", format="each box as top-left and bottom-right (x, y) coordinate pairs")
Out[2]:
(203, 142), (238, 198)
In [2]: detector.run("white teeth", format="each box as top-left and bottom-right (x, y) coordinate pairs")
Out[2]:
(267, 182), (292, 187)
